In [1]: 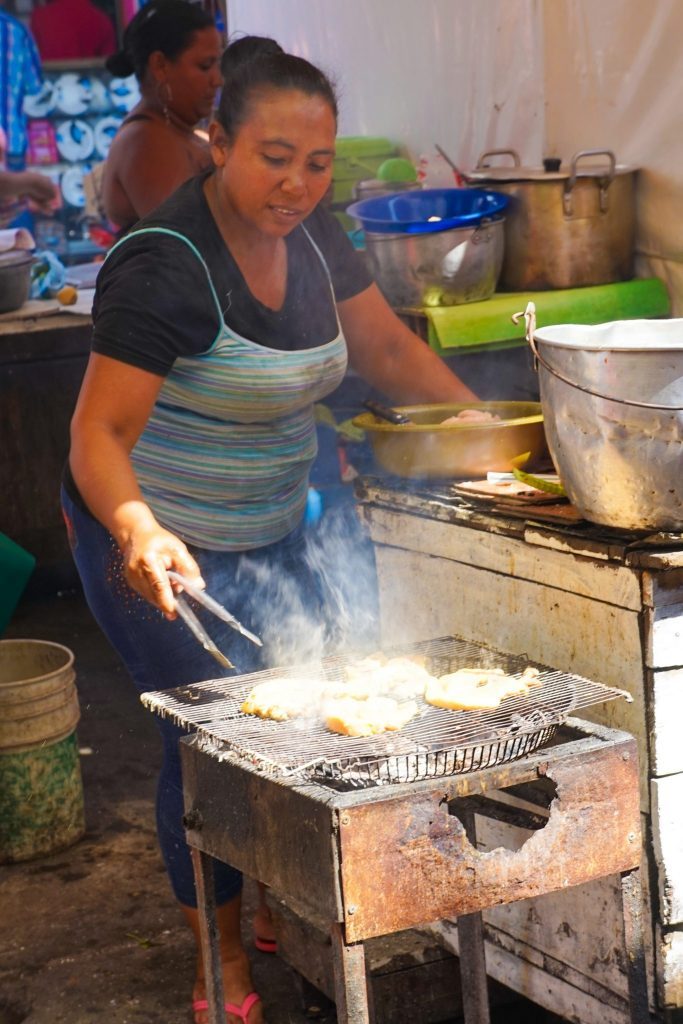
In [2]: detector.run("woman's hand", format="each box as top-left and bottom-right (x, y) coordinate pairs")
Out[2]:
(121, 521), (204, 617)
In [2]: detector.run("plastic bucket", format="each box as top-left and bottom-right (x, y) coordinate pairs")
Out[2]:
(0, 639), (85, 862)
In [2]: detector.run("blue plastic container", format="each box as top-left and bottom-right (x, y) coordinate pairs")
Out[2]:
(346, 187), (508, 235)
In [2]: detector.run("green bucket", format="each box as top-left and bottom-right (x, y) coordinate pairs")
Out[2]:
(0, 532), (35, 636)
(0, 640), (85, 863)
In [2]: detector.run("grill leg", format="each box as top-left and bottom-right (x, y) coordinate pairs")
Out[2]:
(330, 922), (374, 1024)
(191, 847), (227, 1024)
(458, 810), (491, 1024)
(620, 868), (650, 1024)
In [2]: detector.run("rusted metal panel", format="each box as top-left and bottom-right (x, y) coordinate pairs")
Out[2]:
(180, 742), (342, 923)
(339, 740), (641, 942)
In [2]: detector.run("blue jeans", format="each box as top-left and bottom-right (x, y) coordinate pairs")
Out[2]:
(61, 487), (378, 907)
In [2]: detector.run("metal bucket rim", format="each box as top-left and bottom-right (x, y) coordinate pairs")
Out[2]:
(534, 318), (683, 352)
(0, 639), (75, 687)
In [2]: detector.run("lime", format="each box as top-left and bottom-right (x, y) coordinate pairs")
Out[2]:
(376, 157), (418, 182)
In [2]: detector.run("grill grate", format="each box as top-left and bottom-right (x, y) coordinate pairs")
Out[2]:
(142, 635), (630, 788)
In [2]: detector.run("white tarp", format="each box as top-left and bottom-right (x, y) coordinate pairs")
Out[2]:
(226, 0), (683, 311)
(544, 0), (683, 313)
(225, 0), (545, 169)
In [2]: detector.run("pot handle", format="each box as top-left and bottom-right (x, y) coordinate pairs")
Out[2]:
(512, 301), (683, 411)
(563, 149), (617, 216)
(475, 148), (521, 170)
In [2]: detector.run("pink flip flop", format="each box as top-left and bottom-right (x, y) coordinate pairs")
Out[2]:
(253, 933), (277, 954)
(192, 992), (261, 1022)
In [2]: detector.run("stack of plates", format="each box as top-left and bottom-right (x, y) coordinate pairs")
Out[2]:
(54, 73), (93, 116)
(56, 120), (94, 162)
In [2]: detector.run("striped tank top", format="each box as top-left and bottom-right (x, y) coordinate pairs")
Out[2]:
(108, 226), (348, 551)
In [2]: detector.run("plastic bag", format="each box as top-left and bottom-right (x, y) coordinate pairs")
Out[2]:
(30, 249), (66, 299)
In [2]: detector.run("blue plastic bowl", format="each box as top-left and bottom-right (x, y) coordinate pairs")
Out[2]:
(346, 187), (509, 235)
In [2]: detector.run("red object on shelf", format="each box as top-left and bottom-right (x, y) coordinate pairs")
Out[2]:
(27, 120), (59, 166)
(88, 225), (115, 249)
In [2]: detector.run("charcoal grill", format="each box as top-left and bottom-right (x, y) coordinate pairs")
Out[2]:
(142, 638), (648, 1024)
(142, 635), (630, 788)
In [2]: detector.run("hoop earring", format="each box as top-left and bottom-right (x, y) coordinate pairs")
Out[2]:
(156, 81), (173, 123)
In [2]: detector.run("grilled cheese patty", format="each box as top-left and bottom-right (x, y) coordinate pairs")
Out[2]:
(425, 666), (541, 711)
(324, 696), (419, 737)
(240, 678), (319, 720)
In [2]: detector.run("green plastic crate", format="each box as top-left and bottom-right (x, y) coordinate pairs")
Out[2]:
(332, 136), (397, 230)
(0, 533), (35, 636)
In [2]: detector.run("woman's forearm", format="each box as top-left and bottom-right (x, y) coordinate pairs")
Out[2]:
(339, 285), (479, 404)
(362, 327), (478, 404)
(69, 427), (160, 548)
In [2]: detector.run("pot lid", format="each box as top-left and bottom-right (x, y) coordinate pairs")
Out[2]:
(467, 148), (635, 183)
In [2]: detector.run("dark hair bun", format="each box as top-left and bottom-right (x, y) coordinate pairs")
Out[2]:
(221, 35), (284, 78)
(105, 50), (135, 77)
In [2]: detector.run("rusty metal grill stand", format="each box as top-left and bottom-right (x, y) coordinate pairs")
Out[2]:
(180, 719), (650, 1024)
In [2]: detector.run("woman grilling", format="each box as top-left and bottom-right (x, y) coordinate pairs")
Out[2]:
(63, 36), (478, 1024)
(102, 0), (222, 234)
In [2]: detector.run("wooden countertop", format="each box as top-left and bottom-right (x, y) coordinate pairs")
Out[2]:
(0, 303), (92, 363)
(355, 475), (683, 570)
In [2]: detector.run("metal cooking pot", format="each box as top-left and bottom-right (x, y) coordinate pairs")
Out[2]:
(525, 312), (683, 531)
(467, 148), (637, 291)
(0, 251), (33, 313)
(352, 401), (547, 479)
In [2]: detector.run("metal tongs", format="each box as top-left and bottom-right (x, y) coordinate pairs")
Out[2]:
(168, 570), (262, 672)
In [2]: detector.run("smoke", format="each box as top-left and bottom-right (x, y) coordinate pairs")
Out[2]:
(235, 505), (380, 671)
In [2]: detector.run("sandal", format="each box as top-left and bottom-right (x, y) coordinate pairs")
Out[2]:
(253, 933), (277, 954)
(192, 992), (261, 1023)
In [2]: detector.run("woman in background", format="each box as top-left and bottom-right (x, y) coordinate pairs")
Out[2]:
(102, 0), (222, 234)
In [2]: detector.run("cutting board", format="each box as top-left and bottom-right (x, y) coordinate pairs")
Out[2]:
(454, 479), (562, 505)
(494, 501), (585, 524)
(0, 299), (61, 322)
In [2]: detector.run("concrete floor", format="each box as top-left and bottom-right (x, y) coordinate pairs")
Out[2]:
(0, 587), (566, 1024)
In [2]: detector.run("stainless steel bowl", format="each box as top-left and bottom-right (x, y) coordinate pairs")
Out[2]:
(361, 220), (505, 308)
(353, 401), (547, 479)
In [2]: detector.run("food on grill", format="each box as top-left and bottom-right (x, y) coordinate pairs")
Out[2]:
(336, 654), (435, 700)
(241, 678), (317, 721)
(440, 409), (501, 425)
(241, 654), (434, 725)
(425, 666), (541, 711)
(324, 696), (419, 737)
